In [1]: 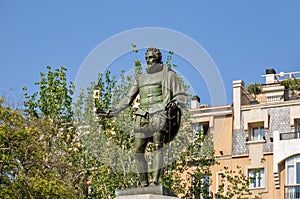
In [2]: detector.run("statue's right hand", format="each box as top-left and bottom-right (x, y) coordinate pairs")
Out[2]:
(107, 108), (119, 117)
(96, 108), (117, 118)
(96, 108), (107, 116)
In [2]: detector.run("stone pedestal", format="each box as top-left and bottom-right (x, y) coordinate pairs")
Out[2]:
(115, 195), (179, 199)
(115, 185), (179, 199)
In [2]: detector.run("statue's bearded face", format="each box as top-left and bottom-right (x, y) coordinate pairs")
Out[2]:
(145, 48), (163, 73)
(145, 51), (157, 66)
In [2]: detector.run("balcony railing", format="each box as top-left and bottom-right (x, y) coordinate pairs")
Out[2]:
(242, 89), (300, 106)
(280, 132), (300, 140)
(285, 185), (300, 199)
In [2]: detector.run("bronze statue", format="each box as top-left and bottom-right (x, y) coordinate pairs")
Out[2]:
(109, 47), (187, 187)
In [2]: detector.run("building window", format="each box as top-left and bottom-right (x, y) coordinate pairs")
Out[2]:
(252, 126), (265, 141)
(192, 175), (210, 199)
(286, 155), (300, 185)
(249, 168), (265, 189)
(216, 172), (225, 193)
(204, 175), (210, 194)
(296, 122), (300, 132)
(193, 122), (209, 142)
(286, 155), (300, 198)
(194, 122), (209, 135)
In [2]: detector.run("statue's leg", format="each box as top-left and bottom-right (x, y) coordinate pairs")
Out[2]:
(135, 136), (149, 187)
(152, 131), (164, 185)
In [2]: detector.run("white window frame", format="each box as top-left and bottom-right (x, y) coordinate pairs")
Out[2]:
(251, 126), (265, 141)
(286, 155), (300, 185)
(249, 168), (265, 189)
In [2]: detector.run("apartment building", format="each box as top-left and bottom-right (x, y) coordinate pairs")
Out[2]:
(190, 69), (300, 198)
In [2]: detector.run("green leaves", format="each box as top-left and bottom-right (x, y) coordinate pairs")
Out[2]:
(247, 83), (262, 95)
(0, 97), (77, 198)
(281, 78), (300, 90)
(14, 66), (85, 198)
(23, 66), (74, 123)
(131, 44), (142, 74)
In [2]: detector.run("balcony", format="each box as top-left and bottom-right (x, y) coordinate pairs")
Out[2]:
(280, 132), (300, 140)
(285, 185), (300, 199)
(242, 88), (300, 106)
(273, 130), (300, 181)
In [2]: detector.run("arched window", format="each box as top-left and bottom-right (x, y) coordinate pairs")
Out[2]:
(286, 155), (300, 198)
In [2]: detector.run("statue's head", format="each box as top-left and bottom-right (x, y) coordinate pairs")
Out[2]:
(145, 47), (162, 65)
(145, 47), (163, 74)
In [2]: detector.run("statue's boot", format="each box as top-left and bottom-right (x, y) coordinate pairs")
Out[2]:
(152, 144), (163, 185)
(139, 172), (149, 187)
(136, 153), (149, 187)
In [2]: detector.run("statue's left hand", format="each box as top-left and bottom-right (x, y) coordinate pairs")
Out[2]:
(166, 101), (177, 111)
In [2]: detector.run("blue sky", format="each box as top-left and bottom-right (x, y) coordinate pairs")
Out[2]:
(1, 1), (300, 106)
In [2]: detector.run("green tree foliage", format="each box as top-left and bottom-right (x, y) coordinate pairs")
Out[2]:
(23, 65), (74, 123)
(246, 84), (262, 95)
(17, 66), (85, 198)
(0, 98), (77, 198)
(281, 78), (300, 90)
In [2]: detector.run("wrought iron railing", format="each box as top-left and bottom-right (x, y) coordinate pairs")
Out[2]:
(285, 185), (300, 199)
(280, 132), (300, 140)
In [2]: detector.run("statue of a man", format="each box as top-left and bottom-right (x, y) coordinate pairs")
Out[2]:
(110, 47), (187, 187)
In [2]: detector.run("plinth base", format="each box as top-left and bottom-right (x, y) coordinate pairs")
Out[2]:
(115, 194), (179, 199)
(115, 185), (179, 199)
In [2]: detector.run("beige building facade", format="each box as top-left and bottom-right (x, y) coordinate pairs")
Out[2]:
(190, 69), (300, 198)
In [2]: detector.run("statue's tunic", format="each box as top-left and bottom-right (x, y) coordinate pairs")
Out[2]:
(115, 65), (187, 137)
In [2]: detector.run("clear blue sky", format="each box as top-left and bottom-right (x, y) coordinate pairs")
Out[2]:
(1, 0), (300, 105)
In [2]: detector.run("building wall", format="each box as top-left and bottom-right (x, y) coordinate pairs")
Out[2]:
(228, 103), (295, 198)
(210, 148), (276, 198)
(278, 161), (286, 199)
(191, 76), (300, 199)
(213, 115), (232, 156)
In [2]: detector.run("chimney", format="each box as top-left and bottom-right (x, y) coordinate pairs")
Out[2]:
(265, 68), (277, 84)
(191, 95), (200, 109)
